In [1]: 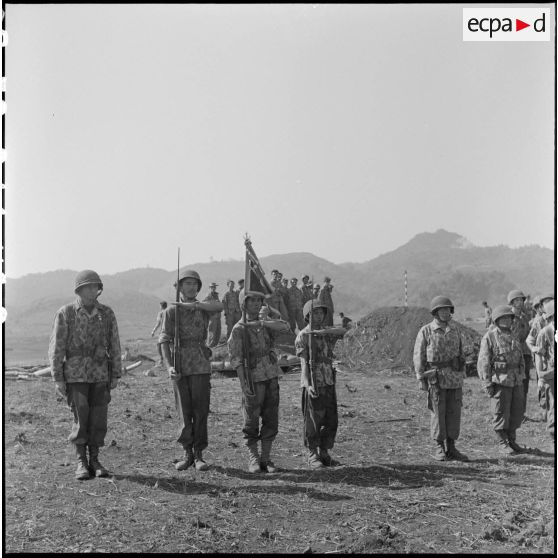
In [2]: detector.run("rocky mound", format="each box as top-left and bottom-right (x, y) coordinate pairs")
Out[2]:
(335, 306), (482, 374)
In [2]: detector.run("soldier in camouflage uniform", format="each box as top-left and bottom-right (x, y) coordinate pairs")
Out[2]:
(222, 279), (242, 340)
(534, 300), (555, 439)
(49, 270), (122, 480)
(228, 290), (290, 473)
(295, 299), (347, 468)
(301, 275), (313, 306)
(477, 305), (526, 454)
(507, 290), (532, 419)
(318, 277), (335, 327)
(287, 277), (305, 332)
(526, 294), (554, 354)
(203, 283), (222, 348)
(413, 296), (468, 461)
(160, 270), (224, 472)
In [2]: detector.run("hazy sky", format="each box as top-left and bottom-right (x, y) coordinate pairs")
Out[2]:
(4, 3), (555, 278)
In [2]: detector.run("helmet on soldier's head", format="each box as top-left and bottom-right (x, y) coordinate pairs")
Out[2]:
(532, 295), (542, 308)
(507, 289), (526, 304)
(541, 294), (554, 305)
(174, 269), (202, 292)
(239, 290), (265, 309)
(74, 270), (103, 294)
(430, 296), (454, 315)
(302, 275), (309, 281)
(303, 299), (328, 322)
(492, 305), (515, 324)
(543, 300), (555, 319)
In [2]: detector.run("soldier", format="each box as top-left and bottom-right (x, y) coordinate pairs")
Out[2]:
(160, 270), (224, 472)
(313, 283), (321, 300)
(301, 275), (313, 305)
(339, 312), (353, 329)
(222, 279), (242, 339)
(318, 277), (335, 327)
(534, 300), (555, 439)
(49, 270), (122, 480)
(203, 283), (222, 348)
(526, 294), (554, 355)
(482, 301), (492, 329)
(507, 289), (532, 420)
(295, 299), (347, 468)
(477, 305), (526, 454)
(151, 301), (168, 367)
(228, 290), (290, 473)
(268, 271), (290, 322)
(237, 279), (245, 294)
(413, 296), (468, 461)
(287, 277), (305, 332)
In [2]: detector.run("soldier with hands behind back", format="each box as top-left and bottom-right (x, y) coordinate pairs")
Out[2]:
(413, 296), (468, 462)
(48, 270), (122, 480)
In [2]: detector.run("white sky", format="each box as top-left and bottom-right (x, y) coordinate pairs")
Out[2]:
(4, 3), (556, 278)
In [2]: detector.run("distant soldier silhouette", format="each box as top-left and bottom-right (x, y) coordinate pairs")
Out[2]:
(203, 283), (222, 348)
(151, 301), (168, 366)
(287, 277), (305, 332)
(482, 301), (492, 329)
(318, 277), (334, 326)
(222, 280), (242, 339)
(300, 275), (313, 305)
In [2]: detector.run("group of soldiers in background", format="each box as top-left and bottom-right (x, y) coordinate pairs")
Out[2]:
(415, 290), (555, 463)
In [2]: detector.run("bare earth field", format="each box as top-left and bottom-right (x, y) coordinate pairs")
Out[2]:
(4, 338), (555, 554)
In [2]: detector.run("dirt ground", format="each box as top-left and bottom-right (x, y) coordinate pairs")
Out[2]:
(4, 336), (555, 554)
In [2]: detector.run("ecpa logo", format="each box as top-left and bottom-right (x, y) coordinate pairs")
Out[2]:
(463, 8), (550, 41)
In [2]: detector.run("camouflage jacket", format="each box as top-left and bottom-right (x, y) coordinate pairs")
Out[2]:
(526, 314), (547, 353)
(535, 323), (555, 382)
(295, 325), (344, 388)
(287, 286), (304, 310)
(228, 320), (281, 382)
(222, 291), (241, 316)
(477, 326), (525, 387)
(159, 303), (211, 375)
(511, 308), (531, 354)
(49, 299), (122, 383)
(413, 319), (465, 389)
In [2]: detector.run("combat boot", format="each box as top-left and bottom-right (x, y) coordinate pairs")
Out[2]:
(495, 431), (515, 455)
(247, 444), (261, 473)
(260, 440), (278, 473)
(75, 445), (91, 480)
(319, 448), (333, 466)
(175, 447), (195, 471)
(88, 445), (110, 477)
(507, 434), (525, 454)
(446, 439), (469, 462)
(432, 441), (447, 461)
(308, 448), (324, 469)
(194, 449), (209, 471)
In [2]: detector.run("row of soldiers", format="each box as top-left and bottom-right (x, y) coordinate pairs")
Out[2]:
(414, 290), (555, 462)
(49, 270), (554, 480)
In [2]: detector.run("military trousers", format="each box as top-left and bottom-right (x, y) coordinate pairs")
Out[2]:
(242, 377), (279, 447)
(288, 308), (305, 332)
(522, 354), (532, 414)
(207, 315), (222, 348)
(427, 386), (462, 442)
(490, 384), (524, 437)
(225, 312), (242, 340)
(538, 379), (556, 436)
(66, 382), (111, 447)
(302, 385), (338, 450)
(173, 374), (210, 452)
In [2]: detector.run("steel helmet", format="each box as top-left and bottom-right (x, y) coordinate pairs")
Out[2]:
(74, 270), (103, 294)
(239, 290), (265, 309)
(532, 295), (542, 308)
(174, 269), (202, 292)
(543, 300), (555, 319)
(507, 289), (526, 304)
(492, 305), (515, 323)
(303, 299), (328, 321)
(430, 296), (454, 315)
(541, 294), (555, 305)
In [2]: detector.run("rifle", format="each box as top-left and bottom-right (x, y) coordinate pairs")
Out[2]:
(308, 277), (318, 397)
(174, 248), (181, 376)
(239, 308), (256, 397)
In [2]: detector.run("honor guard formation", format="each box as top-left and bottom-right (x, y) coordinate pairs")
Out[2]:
(49, 246), (555, 480)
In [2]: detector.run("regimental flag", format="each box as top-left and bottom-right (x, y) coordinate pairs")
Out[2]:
(244, 235), (273, 297)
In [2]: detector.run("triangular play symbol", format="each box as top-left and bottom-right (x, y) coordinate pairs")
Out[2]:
(516, 19), (530, 31)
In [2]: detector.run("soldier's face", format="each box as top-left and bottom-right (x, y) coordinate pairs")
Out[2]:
(436, 307), (452, 322)
(291, 279), (297, 286)
(496, 316), (513, 329)
(245, 297), (262, 316)
(312, 308), (325, 325)
(180, 278), (199, 299)
(228, 282), (235, 291)
(511, 298), (524, 309)
(77, 283), (100, 305)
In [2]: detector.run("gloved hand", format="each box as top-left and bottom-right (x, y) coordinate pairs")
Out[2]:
(484, 383), (497, 397)
(54, 381), (67, 398)
(110, 377), (119, 390)
(418, 379), (429, 391)
(168, 366), (180, 380)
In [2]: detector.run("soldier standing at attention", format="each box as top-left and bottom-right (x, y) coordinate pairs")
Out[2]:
(477, 305), (526, 454)
(160, 270), (223, 472)
(203, 283), (222, 348)
(534, 300), (555, 440)
(151, 301), (168, 367)
(507, 290), (532, 420)
(482, 301), (492, 329)
(49, 270), (122, 480)
(301, 275), (313, 306)
(296, 299), (347, 468)
(228, 290), (290, 473)
(413, 296), (468, 461)
(318, 277), (335, 327)
(287, 277), (305, 332)
(222, 279), (242, 339)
